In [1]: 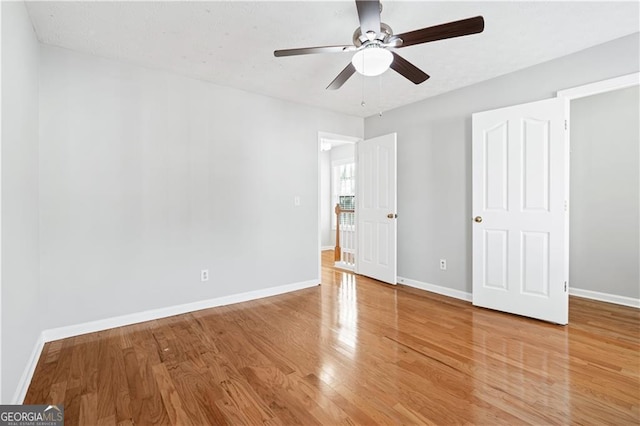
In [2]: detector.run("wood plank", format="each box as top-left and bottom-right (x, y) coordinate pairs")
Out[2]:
(79, 392), (98, 425)
(152, 362), (194, 426)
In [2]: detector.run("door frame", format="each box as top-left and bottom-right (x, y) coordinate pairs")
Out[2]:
(557, 73), (639, 101)
(556, 72), (639, 307)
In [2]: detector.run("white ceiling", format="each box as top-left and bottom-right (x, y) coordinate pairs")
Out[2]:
(25, 1), (639, 118)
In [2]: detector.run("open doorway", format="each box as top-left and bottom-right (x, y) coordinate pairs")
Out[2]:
(318, 132), (358, 278)
(319, 132), (399, 285)
(560, 74), (639, 308)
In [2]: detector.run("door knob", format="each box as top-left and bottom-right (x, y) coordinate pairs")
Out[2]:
(474, 216), (483, 223)
(387, 213), (397, 219)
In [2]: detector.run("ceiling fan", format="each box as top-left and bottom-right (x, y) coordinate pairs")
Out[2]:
(274, 0), (484, 90)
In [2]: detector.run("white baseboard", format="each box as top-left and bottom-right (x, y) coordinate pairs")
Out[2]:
(12, 334), (45, 404)
(396, 278), (639, 309)
(321, 246), (334, 251)
(397, 276), (472, 302)
(15, 279), (319, 403)
(43, 279), (319, 342)
(569, 287), (640, 308)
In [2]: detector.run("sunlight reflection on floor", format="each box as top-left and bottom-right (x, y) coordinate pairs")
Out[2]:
(337, 272), (358, 351)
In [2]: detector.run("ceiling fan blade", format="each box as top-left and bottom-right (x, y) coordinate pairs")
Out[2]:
(355, 0), (381, 36)
(390, 16), (484, 48)
(326, 63), (356, 90)
(274, 45), (355, 57)
(390, 52), (430, 84)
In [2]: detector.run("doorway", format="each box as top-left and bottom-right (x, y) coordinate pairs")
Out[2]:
(318, 132), (358, 280)
(317, 131), (399, 285)
(560, 74), (640, 308)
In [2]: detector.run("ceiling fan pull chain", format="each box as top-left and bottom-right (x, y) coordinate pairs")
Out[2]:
(361, 72), (366, 108)
(378, 75), (383, 117)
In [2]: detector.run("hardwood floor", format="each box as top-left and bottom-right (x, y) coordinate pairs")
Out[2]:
(26, 251), (639, 425)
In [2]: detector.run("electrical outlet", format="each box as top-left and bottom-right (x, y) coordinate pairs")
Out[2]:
(439, 259), (447, 270)
(201, 269), (209, 282)
(294, 196), (301, 206)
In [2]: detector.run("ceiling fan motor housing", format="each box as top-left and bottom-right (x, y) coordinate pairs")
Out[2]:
(353, 22), (393, 47)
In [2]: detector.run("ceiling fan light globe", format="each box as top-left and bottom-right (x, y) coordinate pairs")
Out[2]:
(351, 47), (393, 77)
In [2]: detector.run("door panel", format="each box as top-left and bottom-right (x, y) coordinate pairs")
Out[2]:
(522, 118), (550, 211)
(484, 229), (508, 289)
(357, 133), (397, 285)
(484, 122), (509, 211)
(472, 98), (568, 324)
(521, 231), (550, 296)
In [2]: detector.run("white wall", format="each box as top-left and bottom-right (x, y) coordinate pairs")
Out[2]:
(38, 45), (363, 330)
(1, 2), (41, 403)
(570, 86), (639, 299)
(365, 33), (640, 295)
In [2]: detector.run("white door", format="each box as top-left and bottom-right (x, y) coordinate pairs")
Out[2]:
(357, 133), (397, 284)
(472, 98), (569, 324)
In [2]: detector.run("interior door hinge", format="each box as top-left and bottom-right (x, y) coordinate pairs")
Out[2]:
(564, 281), (567, 292)
(564, 200), (568, 211)
(564, 120), (567, 130)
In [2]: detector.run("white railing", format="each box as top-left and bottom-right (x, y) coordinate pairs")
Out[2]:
(334, 204), (355, 270)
